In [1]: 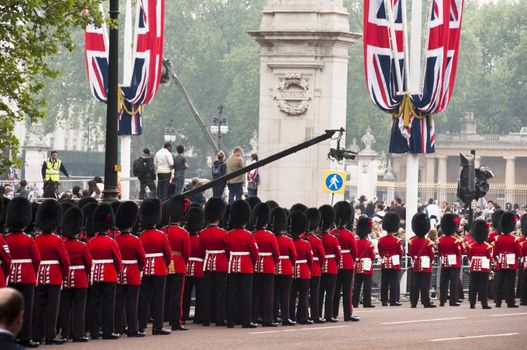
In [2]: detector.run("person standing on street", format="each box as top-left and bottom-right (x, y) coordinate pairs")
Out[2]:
(173, 145), (189, 195)
(352, 216), (376, 309)
(154, 142), (174, 200)
(247, 154), (259, 198)
(378, 212), (403, 306)
(438, 214), (463, 307)
(133, 148), (156, 200)
(0, 288), (26, 350)
(467, 219), (492, 309)
(41, 151), (70, 198)
(211, 151), (227, 198)
(226, 147), (244, 204)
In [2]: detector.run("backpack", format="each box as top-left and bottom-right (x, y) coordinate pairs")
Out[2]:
(211, 162), (222, 177)
(133, 158), (146, 177)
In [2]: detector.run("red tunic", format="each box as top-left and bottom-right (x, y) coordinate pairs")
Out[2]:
(438, 235), (462, 268)
(63, 238), (92, 289)
(164, 225), (190, 274)
(331, 228), (357, 270)
(493, 234), (522, 270)
(88, 234), (122, 283)
(408, 236), (434, 273)
(354, 238), (376, 275)
(467, 242), (492, 273)
(521, 239), (527, 270)
(488, 230), (498, 244)
(308, 234), (325, 277)
(292, 238), (312, 279)
(253, 230), (279, 274)
(275, 234), (296, 275)
(115, 232), (146, 286)
(225, 228), (258, 274)
(35, 233), (70, 285)
(0, 235), (12, 287)
(140, 228), (171, 276)
(378, 234), (403, 270)
(320, 232), (341, 275)
(200, 225), (229, 272)
(6, 232), (41, 285)
(187, 235), (205, 278)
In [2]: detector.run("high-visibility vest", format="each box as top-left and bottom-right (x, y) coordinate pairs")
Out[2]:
(45, 159), (61, 182)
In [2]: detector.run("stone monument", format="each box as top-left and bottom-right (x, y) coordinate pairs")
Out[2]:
(249, 0), (360, 207)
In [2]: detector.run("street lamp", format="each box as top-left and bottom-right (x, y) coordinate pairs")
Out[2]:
(164, 120), (176, 143)
(210, 106), (228, 150)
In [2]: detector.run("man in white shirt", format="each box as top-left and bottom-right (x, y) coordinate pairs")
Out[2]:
(154, 142), (174, 200)
(0, 288), (25, 350)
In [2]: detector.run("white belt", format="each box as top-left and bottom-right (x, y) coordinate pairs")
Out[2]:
(258, 252), (273, 257)
(12, 259), (32, 263)
(296, 259), (308, 264)
(341, 250), (351, 253)
(230, 252), (250, 256)
(279, 255), (290, 260)
(189, 257), (204, 262)
(205, 250), (225, 254)
(93, 259), (114, 264)
(326, 254), (336, 259)
(69, 265), (85, 270)
(122, 260), (138, 264)
(313, 257), (319, 261)
(145, 253), (163, 258)
(40, 260), (59, 265)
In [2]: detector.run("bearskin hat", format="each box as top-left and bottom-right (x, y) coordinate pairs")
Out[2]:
(472, 219), (489, 244)
(289, 211), (308, 238)
(166, 195), (188, 223)
(270, 207), (288, 234)
(491, 209), (504, 230)
(290, 203), (308, 214)
(253, 203), (270, 230)
(229, 199), (251, 229)
(0, 197), (9, 227)
(81, 202), (98, 237)
(265, 200), (279, 211)
(499, 211), (517, 234)
(6, 197), (32, 232)
(412, 212), (430, 237)
(59, 200), (76, 214)
(246, 196), (261, 209)
(319, 205), (335, 232)
(185, 206), (204, 235)
(222, 204), (231, 230)
(521, 214), (527, 237)
(356, 216), (372, 239)
(334, 201), (353, 227)
(62, 207), (84, 239)
(78, 196), (97, 209)
(36, 199), (62, 234)
(116, 201), (139, 232)
(305, 208), (321, 232)
(204, 198), (226, 224)
(93, 203), (115, 233)
(140, 198), (162, 228)
(440, 213), (459, 236)
(382, 212), (400, 233)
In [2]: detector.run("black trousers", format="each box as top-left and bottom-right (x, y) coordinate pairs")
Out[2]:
(274, 275), (292, 322)
(115, 285), (140, 335)
(290, 279), (310, 323)
(410, 272), (432, 306)
(33, 285), (61, 340)
(381, 269), (399, 304)
(469, 272), (490, 307)
(165, 273), (185, 327)
(156, 173), (171, 200)
(139, 276), (166, 331)
(495, 269), (516, 306)
(202, 271), (227, 324)
(333, 270), (354, 319)
(88, 282), (116, 337)
(517, 267), (523, 298)
(352, 274), (373, 307)
(11, 284), (35, 342)
(139, 179), (156, 200)
(252, 273), (274, 324)
(60, 288), (87, 339)
(226, 273), (253, 327)
(309, 276), (321, 321)
(319, 273), (337, 320)
(183, 276), (203, 323)
(440, 267), (460, 305)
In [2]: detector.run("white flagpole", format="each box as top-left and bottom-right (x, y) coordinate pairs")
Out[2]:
(401, 0), (410, 88)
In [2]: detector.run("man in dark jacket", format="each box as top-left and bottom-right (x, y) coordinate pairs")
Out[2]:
(134, 148), (157, 200)
(0, 288), (25, 350)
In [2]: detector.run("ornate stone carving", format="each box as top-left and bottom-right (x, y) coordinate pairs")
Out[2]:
(274, 73), (311, 116)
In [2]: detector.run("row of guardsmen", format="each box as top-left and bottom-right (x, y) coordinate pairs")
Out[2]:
(1, 195), (527, 348)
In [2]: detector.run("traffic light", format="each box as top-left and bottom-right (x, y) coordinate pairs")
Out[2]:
(457, 153), (475, 205)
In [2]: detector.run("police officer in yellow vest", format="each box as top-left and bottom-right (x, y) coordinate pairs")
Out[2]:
(41, 151), (70, 196)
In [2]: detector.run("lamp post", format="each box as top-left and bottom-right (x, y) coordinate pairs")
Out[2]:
(164, 119), (176, 143)
(102, 0), (120, 202)
(210, 106), (228, 151)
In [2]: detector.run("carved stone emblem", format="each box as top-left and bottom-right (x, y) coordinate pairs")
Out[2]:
(274, 73), (311, 116)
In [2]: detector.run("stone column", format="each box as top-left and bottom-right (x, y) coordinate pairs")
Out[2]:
(425, 157), (435, 183)
(504, 156), (516, 203)
(437, 156), (447, 184)
(249, 0), (360, 207)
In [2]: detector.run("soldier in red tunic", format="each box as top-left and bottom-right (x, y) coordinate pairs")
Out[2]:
(0, 230), (11, 289)
(305, 208), (325, 324)
(519, 215), (527, 305)
(225, 200), (259, 328)
(488, 209), (504, 244)
(408, 213), (436, 308)
(318, 205), (341, 322)
(114, 201), (146, 337)
(33, 200), (70, 345)
(252, 203), (279, 327)
(271, 207), (296, 326)
(200, 198), (229, 327)
(353, 216), (376, 308)
(493, 211), (521, 308)
(60, 207), (92, 342)
(138, 199), (172, 335)
(378, 212), (403, 306)
(289, 211), (313, 324)
(5, 198), (40, 348)
(331, 201), (359, 322)
(467, 219), (492, 309)
(438, 214), (463, 307)
(87, 204), (122, 339)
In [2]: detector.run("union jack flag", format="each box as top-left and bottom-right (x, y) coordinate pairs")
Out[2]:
(84, 7), (109, 103)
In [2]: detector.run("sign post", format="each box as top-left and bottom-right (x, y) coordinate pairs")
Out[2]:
(322, 169), (347, 205)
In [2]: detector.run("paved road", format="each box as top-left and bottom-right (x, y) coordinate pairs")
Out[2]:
(49, 302), (526, 350)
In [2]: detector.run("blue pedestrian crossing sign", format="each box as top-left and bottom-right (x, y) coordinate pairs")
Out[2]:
(322, 169), (347, 195)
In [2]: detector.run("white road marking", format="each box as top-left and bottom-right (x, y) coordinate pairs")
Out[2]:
(490, 312), (527, 317)
(381, 316), (465, 325)
(429, 332), (520, 342)
(249, 325), (349, 335)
